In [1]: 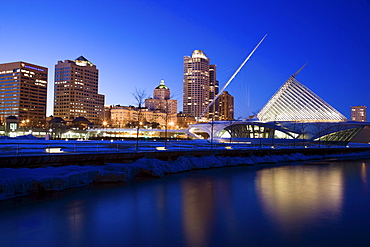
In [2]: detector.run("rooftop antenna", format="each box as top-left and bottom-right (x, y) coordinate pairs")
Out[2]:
(197, 34), (267, 122)
(292, 62), (308, 77)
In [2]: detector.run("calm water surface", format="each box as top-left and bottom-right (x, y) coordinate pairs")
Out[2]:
(1, 158), (370, 247)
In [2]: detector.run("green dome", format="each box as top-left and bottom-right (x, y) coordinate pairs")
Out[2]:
(155, 79), (169, 89)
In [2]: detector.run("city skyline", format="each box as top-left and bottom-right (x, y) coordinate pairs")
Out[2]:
(1, 0), (369, 119)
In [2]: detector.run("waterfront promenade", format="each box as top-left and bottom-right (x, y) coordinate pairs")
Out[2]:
(1, 139), (370, 168)
(1, 139), (370, 201)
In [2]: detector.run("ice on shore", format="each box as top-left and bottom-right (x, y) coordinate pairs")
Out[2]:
(1, 151), (370, 200)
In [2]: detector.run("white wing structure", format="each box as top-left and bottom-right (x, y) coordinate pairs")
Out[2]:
(257, 75), (347, 122)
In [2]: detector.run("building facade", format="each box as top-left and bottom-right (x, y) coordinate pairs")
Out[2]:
(176, 112), (196, 129)
(351, 105), (367, 122)
(218, 91), (234, 120)
(183, 50), (217, 121)
(0, 61), (48, 127)
(110, 105), (138, 127)
(53, 56), (105, 125)
(104, 105), (112, 126)
(209, 64), (219, 120)
(110, 105), (175, 129)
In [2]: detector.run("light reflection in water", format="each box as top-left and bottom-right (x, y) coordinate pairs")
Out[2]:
(66, 199), (85, 243)
(361, 163), (368, 190)
(256, 164), (343, 234)
(181, 178), (215, 247)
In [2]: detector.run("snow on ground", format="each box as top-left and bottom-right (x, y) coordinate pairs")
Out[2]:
(1, 149), (370, 200)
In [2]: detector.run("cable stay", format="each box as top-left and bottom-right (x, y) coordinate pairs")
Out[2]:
(197, 34), (267, 122)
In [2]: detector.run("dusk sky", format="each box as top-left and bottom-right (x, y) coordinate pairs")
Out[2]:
(1, 0), (369, 119)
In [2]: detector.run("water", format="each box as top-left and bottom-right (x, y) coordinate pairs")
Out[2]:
(1, 158), (370, 247)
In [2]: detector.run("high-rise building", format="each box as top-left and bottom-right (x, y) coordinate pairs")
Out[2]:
(209, 64), (219, 120)
(218, 91), (234, 120)
(0, 61), (48, 127)
(183, 50), (217, 121)
(53, 56), (105, 125)
(351, 105), (367, 122)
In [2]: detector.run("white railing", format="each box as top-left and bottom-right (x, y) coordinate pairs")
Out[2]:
(0, 139), (305, 157)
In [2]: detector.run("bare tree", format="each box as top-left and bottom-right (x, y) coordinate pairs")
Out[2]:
(132, 88), (147, 151)
(164, 92), (178, 149)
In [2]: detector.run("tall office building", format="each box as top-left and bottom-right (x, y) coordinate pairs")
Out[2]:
(0, 61), (48, 126)
(351, 105), (367, 122)
(218, 91), (234, 120)
(183, 50), (218, 121)
(54, 56), (105, 125)
(209, 64), (219, 120)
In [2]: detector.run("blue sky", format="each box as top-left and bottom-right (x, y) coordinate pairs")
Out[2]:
(1, 0), (369, 119)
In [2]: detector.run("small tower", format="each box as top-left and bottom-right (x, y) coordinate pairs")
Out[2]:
(154, 79), (170, 100)
(145, 80), (178, 127)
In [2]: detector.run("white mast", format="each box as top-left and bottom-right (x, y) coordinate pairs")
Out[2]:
(198, 34), (267, 121)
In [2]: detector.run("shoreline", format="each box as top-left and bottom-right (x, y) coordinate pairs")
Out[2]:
(2, 145), (370, 168)
(1, 149), (370, 201)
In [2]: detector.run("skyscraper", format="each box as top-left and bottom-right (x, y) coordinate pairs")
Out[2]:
(53, 56), (105, 125)
(351, 105), (367, 122)
(0, 61), (48, 126)
(209, 64), (219, 120)
(183, 50), (218, 121)
(218, 91), (234, 120)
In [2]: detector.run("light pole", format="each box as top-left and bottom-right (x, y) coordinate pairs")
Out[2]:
(167, 121), (174, 147)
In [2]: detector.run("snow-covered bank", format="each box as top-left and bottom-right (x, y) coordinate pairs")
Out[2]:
(1, 151), (370, 200)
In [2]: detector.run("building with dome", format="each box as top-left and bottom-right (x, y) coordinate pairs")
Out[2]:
(145, 80), (177, 122)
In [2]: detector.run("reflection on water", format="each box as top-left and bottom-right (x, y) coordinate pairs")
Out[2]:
(361, 162), (368, 189)
(257, 164), (343, 234)
(1, 159), (370, 246)
(182, 178), (215, 247)
(67, 199), (85, 244)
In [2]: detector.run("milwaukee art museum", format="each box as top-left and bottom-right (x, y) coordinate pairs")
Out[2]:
(188, 73), (370, 146)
